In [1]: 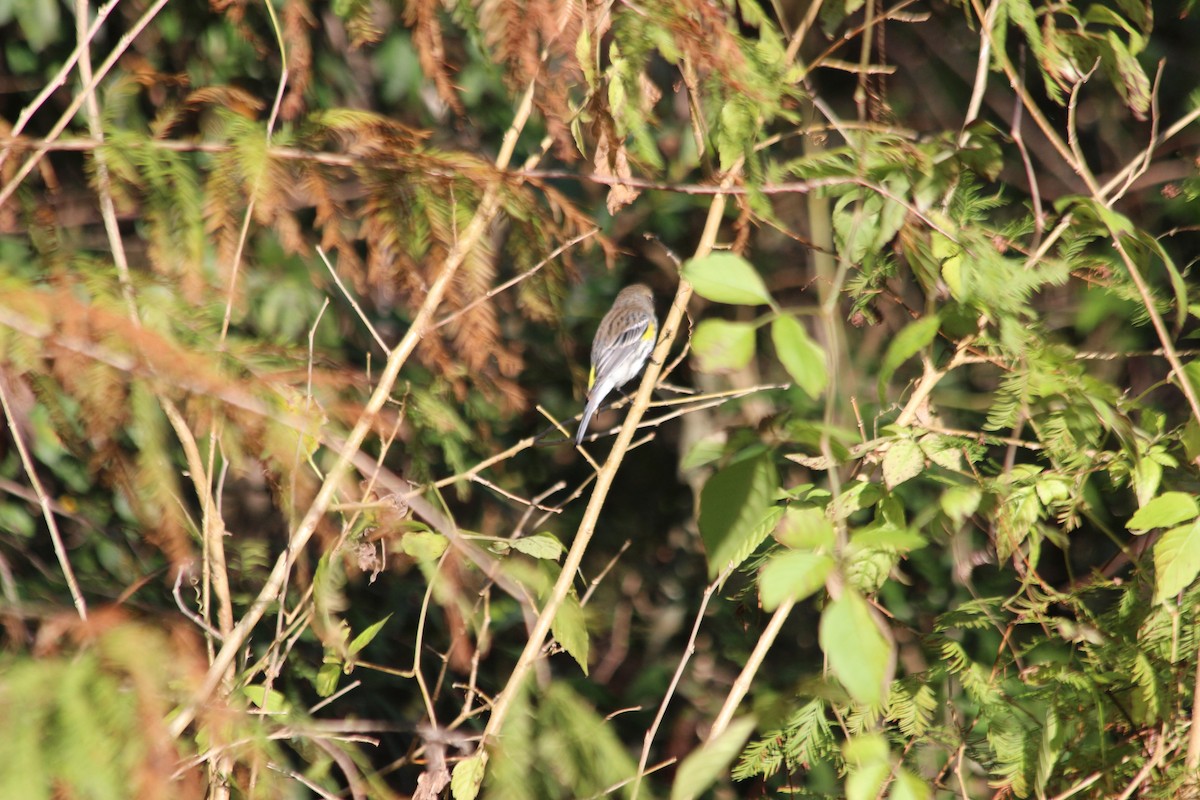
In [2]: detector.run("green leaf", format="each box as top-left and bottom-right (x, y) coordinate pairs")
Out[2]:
(882, 439), (924, 489)
(699, 455), (780, 577)
(919, 433), (965, 472)
(829, 480), (883, 521)
(771, 315), (828, 398)
(846, 762), (890, 800)
(680, 433), (728, 472)
(760, 551), (834, 609)
(843, 732), (889, 765)
(510, 532), (565, 560)
(819, 589), (893, 705)
(852, 525), (926, 552)
(716, 99), (754, 173)
(348, 613), (392, 657)
(682, 252), (773, 306)
(1153, 520), (1200, 603)
(692, 319), (757, 373)
(670, 716), (757, 800)
(1104, 30), (1150, 117)
(877, 314), (941, 402)
(891, 768), (932, 800)
(401, 530), (449, 562)
(551, 590), (590, 674)
(315, 660), (341, 697)
(844, 734), (891, 800)
(1128, 492), (1199, 532)
(242, 685), (290, 714)
(940, 485), (982, 524)
(451, 751), (488, 800)
(774, 505), (836, 550)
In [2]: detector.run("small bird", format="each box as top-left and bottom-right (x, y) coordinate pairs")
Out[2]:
(576, 284), (658, 445)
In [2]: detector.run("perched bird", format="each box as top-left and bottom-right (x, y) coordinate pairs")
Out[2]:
(576, 284), (657, 445)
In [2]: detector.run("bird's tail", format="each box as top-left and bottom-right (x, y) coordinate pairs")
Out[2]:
(575, 379), (613, 445)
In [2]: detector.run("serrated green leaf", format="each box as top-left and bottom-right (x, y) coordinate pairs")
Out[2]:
(451, 751), (488, 800)
(551, 590), (590, 674)
(699, 455), (780, 577)
(919, 433), (965, 472)
(348, 613), (392, 657)
(760, 551), (834, 609)
(682, 252), (772, 306)
(829, 480), (883, 521)
(1128, 492), (1199, 532)
(774, 505), (835, 550)
(670, 716), (757, 800)
(692, 319), (756, 373)
(771, 315), (827, 398)
(819, 589), (893, 706)
(1153, 520), (1200, 603)
(883, 439), (924, 488)
(510, 532), (564, 560)
(878, 314), (941, 402)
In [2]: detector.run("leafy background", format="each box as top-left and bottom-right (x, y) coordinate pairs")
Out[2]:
(2, 0), (1200, 798)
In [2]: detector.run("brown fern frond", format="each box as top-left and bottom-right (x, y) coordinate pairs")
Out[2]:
(281, 0), (317, 121)
(203, 149), (245, 291)
(473, 0), (585, 156)
(405, 0), (466, 116)
(301, 162), (364, 286)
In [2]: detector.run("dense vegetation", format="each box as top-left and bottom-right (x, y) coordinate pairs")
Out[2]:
(2, 0), (1200, 797)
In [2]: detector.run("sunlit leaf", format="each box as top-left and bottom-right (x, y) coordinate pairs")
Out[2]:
(771, 315), (827, 398)
(819, 589), (893, 705)
(682, 253), (773, 306)
(671, 716), (757, 800)
(510, 532), (565, 560)
(551, 590), (590, 674)
(348, 613), (392, 656)
(882, 439), (924, 488)
(1128, 492), (1199, 533)
(878, 315), (941, 402)
(692, 319), (756, 373)
(1153, 520), (1200, 603)
(760, 550), (833, 609)
(451, 751), (488, 800)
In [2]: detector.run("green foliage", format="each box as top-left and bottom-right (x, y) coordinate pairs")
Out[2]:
(2, 0), (1200, 796)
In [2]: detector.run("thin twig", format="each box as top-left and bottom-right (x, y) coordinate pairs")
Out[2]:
(630, 563), (736, 800)
(433, 228), (599, 329)
(173, 568), (224, 640)
(708, 598), (796, 740)
(0, 377), (87, 619)
(0, 0), (121, 172)
(1185, 641), (1200, 768)
(317, 246), (390, 354)
(167, 71), (543, 740)
(0, 0), (171, 209)
(470, 474), (564, 513)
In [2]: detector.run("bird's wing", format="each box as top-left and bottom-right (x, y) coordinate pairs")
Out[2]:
(591, 317), (654, 380)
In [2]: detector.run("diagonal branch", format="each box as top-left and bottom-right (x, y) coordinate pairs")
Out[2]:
(166, 74), (542, 739)
(478, 154), (743, 748)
